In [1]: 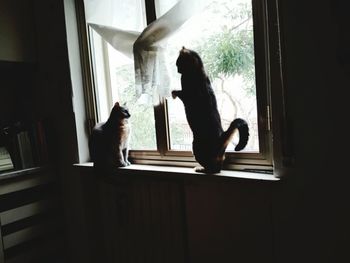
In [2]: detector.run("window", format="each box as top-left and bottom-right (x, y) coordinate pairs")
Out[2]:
(78, 0), (285, 173)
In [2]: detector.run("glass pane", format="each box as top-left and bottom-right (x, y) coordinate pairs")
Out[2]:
(154, 0), (178, 18)
(165, 0), (259, 152)
(107, 45), (157, 150)
(87, 0), (156, 150)
(84, 0), (146, 31)
(90, 30), (111, 122)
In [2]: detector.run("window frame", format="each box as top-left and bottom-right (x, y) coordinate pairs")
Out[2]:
(75, 0), (287, 174)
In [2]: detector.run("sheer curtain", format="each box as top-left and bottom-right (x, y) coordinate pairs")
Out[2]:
(84, 0), (210, 105)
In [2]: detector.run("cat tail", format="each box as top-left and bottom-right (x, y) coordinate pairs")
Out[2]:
(220, 118), (249, 153)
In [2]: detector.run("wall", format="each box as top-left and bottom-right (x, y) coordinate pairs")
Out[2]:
(272, 1), (350, 262)
(0, 62), (36, 126)
(0, 0), (84, 261)
(0, 0), (37, 125)
(0, 0), (36, 62)
(29, 0), (89, 261)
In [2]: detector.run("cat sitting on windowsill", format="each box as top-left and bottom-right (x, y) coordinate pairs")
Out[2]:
(89, 102), (131, 172)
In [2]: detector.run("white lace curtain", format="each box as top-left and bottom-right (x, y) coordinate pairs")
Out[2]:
(84, 0), (210, 105)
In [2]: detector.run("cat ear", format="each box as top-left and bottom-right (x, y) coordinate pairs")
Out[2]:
(114, 102), (120, 108)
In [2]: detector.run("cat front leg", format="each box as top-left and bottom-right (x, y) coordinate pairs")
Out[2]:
(115, 148), (128, 167)
(172, 90), (183, 100)
(122, 148), (131, 166)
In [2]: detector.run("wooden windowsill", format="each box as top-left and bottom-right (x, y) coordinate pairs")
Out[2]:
(74, 162), (279, 182)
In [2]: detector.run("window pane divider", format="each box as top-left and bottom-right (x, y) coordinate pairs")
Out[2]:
(75, 0), (98, 134)
(102, 41), (114, 111)
(154, 99), (170, 155)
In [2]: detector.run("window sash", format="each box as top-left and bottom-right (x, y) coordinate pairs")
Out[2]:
(146, 0), (273, 171)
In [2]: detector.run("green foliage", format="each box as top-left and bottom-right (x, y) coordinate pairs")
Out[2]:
(115, 65), (156, 150)
(195, 3), (256, 96)
(169, 122), (186, 148)
(128, 104), (156, 149)
(198, 30), (254, 78)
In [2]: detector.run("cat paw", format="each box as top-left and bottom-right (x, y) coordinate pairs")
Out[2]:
(194, 166), (220, 174)
(194, 166), (206, 173)
(125, 161), (131, 166)
(171, 90), (178, 99)
(116, 161), (128, 167)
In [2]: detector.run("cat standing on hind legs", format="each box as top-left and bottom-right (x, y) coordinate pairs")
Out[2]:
(172, 47), (249, 173)
(89, 102), (131, 171)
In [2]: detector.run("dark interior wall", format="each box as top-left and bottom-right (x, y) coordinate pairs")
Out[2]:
(31, 0), (80, 166)
(0, 62), (36, 126)
(184, 178), (275, 263)
(0, 0), (37, 126)
(29, 0), (88, 261)
(0, 0), (36, 62)
(31, 1), (93, 262)
(1, 0), (83, 261)
(273, 1), (350, 262)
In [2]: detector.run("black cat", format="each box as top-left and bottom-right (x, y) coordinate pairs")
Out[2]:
(172, 47), (249, 173)
(89, 102), (131, 170)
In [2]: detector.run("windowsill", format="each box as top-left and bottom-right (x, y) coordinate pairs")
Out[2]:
(74, 162), (279, 182)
